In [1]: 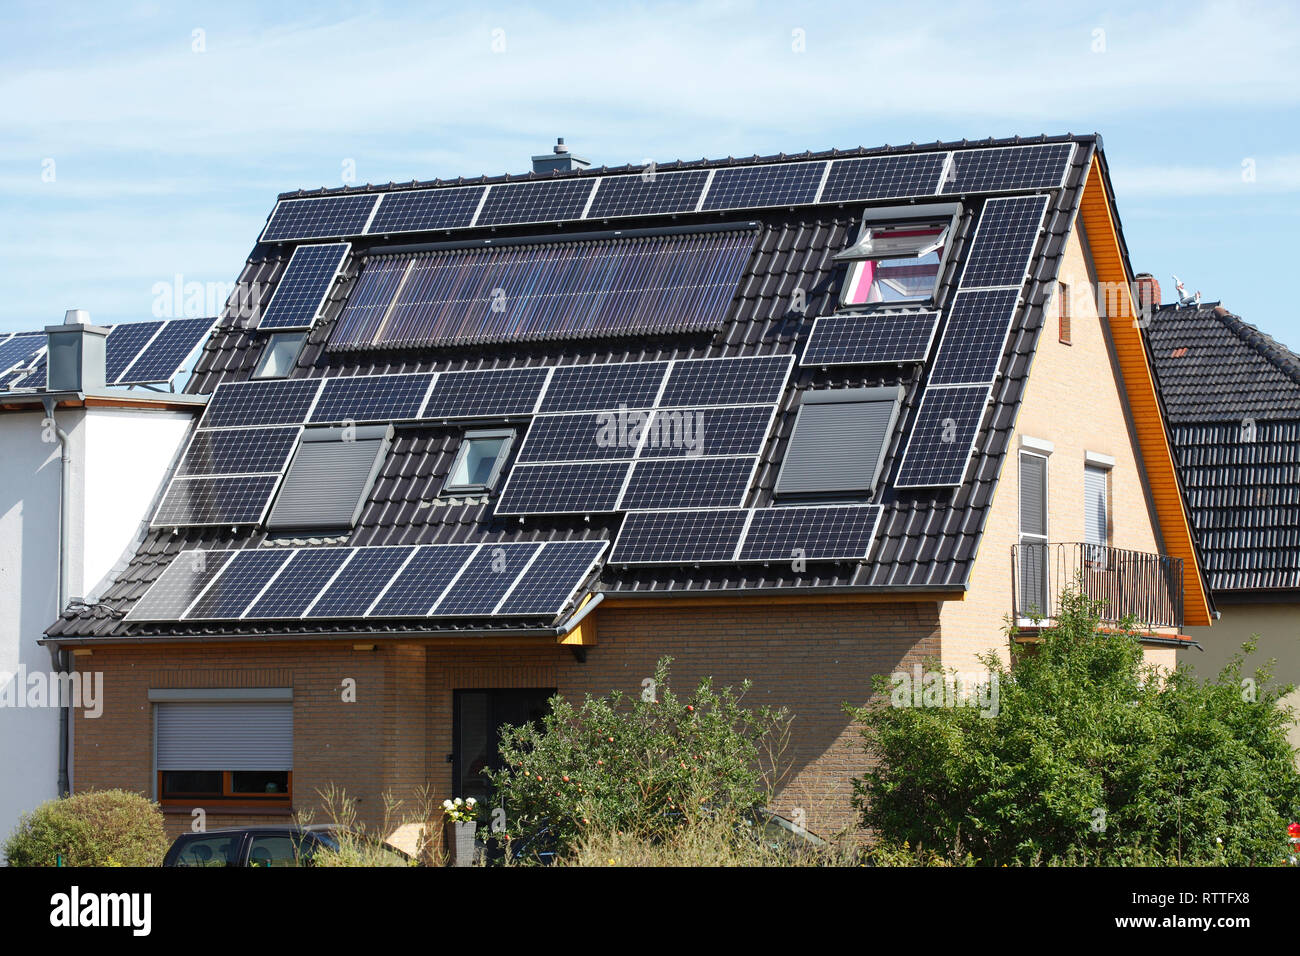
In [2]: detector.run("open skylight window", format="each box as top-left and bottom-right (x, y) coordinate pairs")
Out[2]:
(835, 203), (961, 308)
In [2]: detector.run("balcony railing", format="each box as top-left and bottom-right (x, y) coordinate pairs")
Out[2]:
(1010, 542), (1184, 630)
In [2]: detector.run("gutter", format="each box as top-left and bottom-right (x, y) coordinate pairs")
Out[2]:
(39, 395), (72, 798)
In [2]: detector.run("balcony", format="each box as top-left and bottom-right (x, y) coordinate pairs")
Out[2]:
(1011, 542), (1184, 630)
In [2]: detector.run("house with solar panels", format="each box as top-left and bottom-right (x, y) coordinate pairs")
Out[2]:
(1145, 297), (1300, 755)
(0, 311), (213, 853)
(41, 135), (1214, 839)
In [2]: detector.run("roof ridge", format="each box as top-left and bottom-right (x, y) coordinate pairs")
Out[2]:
(1209, 305), (1300, 389)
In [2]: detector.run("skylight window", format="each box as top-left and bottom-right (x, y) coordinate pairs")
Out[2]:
(775, 387), (904, 498)
(253, 332), (307, 380)
(445, 429), (514, 494)
(835, 203), (961, 309)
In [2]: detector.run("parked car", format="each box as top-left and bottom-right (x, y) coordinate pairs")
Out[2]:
(162, 824), (411, 867)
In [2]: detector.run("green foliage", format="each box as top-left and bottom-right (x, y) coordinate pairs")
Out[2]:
(849, 586), (1300, 866)
(485, 657), (790, 861)
(4, 789), (169, 867)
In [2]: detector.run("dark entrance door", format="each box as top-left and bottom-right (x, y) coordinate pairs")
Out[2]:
(452, 688), (555, 808)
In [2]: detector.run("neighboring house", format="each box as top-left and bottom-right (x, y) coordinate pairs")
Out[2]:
(0, 314), (212, 854)
(43, 134), (1212, 839)
(1146, 299), (1300, 751)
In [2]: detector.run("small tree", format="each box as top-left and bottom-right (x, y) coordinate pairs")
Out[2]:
(4, 790), (169, 867)
(484, 658), (790, 861)
(849, 586), (1300, 865)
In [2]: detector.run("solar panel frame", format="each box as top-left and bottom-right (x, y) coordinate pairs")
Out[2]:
(474, 178), (595, 227)
(307, 372), (435, 424)
(422, 366), (552, 419)
(608, 508), (750, 564)
(585, 169), (711, 219)
(303, 545), (416, 618)
(801, 311), (941, 367)
(366, 185), (486, 235)
(182, 549), (294, 620)
(940, 143), (1074, 195)
(258, 242), (351, 330)
(429, 542), (542, 617)
(368, 543), (482, 617)
(926, 289), (1022, 387)
(176, 426), (302, 476)
(514, 410), (645, 464)
(151, 474), (285, 527)
(261, 193), (379, 242)
(199, 378), (324, 428)
(700, 161), (825, 211)
(958, 194), (1050, 290)
(893, 384), (991, 488)
(115, 317), (216, 385)
(494, 540), (608, 616)
(636, 405), (778, 459)
(104, 320), (166, 382)
(819, 153), (949, 203)
(243, 547), (355, 619)
(494, 460), (631, 515)
(617, 455), (758, 510)
(657, 355), (794, 408)
(737, 504), (884, 562)
(125, 549), (237, 621)
(536, 361), (669, 414)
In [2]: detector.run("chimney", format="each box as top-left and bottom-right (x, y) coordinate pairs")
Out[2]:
(45, 309), (108, 393)
(1134, 273), (1161, 313)
(531, 137), (591, 175)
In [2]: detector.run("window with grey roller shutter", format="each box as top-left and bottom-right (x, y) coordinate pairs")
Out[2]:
(266, 425), (392, 531)
(1018, 452), (1048, 614)
(156, 701), (292, 770)
(1019, 454), (1047, 538)
(1084, 465), (1108, 547)
(775, 386), (902, 496)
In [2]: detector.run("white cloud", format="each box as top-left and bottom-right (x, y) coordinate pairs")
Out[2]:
(1114, 155), (1300, 196)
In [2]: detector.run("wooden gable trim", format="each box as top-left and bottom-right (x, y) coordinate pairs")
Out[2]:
(1077, 157), (1212, 626)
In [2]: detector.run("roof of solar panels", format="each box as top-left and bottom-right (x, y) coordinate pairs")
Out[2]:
(47, 134), (1106, 641)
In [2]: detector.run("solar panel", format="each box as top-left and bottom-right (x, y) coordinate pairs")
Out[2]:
(586, 169), (710, 219)
(737, 505), (883, 561)
(927, 289), (1021, 386)
(658, 355), (793, 407)
(701, 162), (825, 211)
(126, 550), (236, 621)
(176, 426), (302, 476)
(422, 366), (550, 418)
(258, 243), (351, 330)
(369, 543), (480, 617)
(261, 193), (378, 242)
(184, 549), (293, 620)
(537, 361), (669, 414)
(104, 321), (165, 382)
(8, 353), (46, 389)
(801, 311), (941, 367)
(820, 153), (948, 203)
(637, 405), (776, 458)
(152, 475), (283, 526)
(0, 333), (46, 375)
(433, 542), (543, 616)
(495, 461), (630, 515)
(244, 547), (354, 619)
(515, 411), (640, 464)
(305, 545), (415, 618)
(959, 195), (1049, 289)
(941, 144), (1073, 194)
(619, 456), (756, 510)
(894, 385), (989, 487)
(308, 372), (434, 424)
(475, 178), (594, 227)
(609, 509), (749, 564)
(495, 540), (607, 616)
(116, 317), (216, 384)
(367, 186), (486, 234)
(201, 378), (323, 428)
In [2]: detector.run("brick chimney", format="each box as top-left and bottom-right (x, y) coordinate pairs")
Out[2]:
(1134, 273), (1161, 312)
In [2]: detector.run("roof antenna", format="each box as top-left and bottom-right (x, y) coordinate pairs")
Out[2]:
(1172, 274), (1201, 307)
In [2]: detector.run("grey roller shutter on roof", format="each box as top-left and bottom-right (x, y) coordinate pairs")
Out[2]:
(266, 425), (392, 531)
(1084, 464), (1108, 547)
(155, 701), (292, 771)
(775, 387), (902, 496)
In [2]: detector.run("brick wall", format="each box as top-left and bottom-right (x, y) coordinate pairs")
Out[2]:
(72, 599), (940, 843)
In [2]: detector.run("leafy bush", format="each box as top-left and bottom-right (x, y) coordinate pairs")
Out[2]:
(485, 657), (790, 861)
(4, 789), (169, 867)
(849, 586), (1300, 866)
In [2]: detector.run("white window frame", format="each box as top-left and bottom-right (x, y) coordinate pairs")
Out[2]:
(834, 202), (962, 310)
(253, 331), (308, 380)
(444, 428), (515, 494)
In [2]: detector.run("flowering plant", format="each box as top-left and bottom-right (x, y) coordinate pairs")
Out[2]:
(442, 797), (478, 824)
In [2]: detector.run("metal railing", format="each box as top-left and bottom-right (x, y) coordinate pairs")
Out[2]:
(1010, 542), (1184, 630)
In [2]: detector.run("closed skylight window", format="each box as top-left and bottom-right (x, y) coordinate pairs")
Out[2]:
(445, 428), (515, 494)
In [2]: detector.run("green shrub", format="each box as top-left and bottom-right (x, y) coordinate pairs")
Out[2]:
(485, 657), (790, 861)
(849, 586), (1300, 866)
(4, 789), (169, 867)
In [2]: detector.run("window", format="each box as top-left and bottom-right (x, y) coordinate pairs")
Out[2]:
(253, 332), (307, 379)
(1018, 451), (1049, 618)
(775, 387), (903, 497)
(266, 425), (392, 531)
(454, 689), (554, 809)
(1084, 462), (1110, 564)
(445, 428), (514, 494)
(153, 694), (293, 809)
(835, 203), (961, 308)
(1057, 281), (1072, 344)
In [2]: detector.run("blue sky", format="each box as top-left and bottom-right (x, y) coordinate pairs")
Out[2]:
(3, 0), (1298, 347)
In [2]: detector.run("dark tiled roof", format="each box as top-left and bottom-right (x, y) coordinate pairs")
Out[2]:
(48, 136), (1097, 639)
(1147, 304), (1300, 593)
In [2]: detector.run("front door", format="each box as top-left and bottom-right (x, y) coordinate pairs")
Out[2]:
(452, 688), (555, 808)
